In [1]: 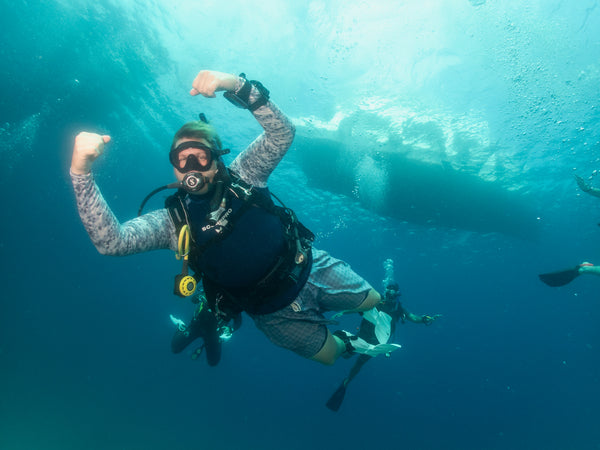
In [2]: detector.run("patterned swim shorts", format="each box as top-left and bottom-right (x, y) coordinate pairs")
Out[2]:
(249, 248), (373, 359)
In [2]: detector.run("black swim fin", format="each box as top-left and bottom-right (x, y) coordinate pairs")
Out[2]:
(326, 381), (348, 412)
(538, 266), (580, 287)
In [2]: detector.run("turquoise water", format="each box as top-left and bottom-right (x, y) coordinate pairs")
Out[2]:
(1, 1), (599, 449)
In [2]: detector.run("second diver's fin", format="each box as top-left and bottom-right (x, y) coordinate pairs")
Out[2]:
(325, 380), (348, 412)
(538, 266), (581, 287)
(362, 308), (392, 344)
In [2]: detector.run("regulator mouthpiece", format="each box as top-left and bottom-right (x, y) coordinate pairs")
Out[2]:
(182, 172), (206, 193)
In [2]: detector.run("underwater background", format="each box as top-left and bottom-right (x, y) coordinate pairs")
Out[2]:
(1, 0), (599, 449)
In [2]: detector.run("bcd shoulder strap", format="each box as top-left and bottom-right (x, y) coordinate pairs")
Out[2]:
(228, 172), (315, 243)
(165, 189), (190, 237)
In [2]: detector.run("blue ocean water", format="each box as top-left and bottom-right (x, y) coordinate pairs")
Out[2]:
(1, 1), (599, 449)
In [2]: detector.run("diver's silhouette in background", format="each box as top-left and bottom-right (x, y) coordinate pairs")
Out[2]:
(326, 259), (441, 412)
(538, 174), (600, 286)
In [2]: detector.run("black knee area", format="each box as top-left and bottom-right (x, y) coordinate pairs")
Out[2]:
(204, 337), (222, 366)
(171, 328), (195, 354)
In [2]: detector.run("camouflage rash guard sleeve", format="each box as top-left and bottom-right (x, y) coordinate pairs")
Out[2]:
(70, 171), (177, 255)
(229, 83), (296, 187)
(70, 88), (295, 256)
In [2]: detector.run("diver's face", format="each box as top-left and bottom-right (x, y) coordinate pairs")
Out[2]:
(176, 147), (211, 171)
(173, 138), (218, 194)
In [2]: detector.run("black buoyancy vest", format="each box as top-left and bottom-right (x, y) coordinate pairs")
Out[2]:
(166, 175), (314, 316)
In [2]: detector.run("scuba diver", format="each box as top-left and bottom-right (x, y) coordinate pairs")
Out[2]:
(538, 174), (600, 286)
(539, 262), (600, 287)
(170, 288), (242, 366)
(326, 259), (441, 412)
(575, 173), (600, 199)
(70, 69), (400, 367)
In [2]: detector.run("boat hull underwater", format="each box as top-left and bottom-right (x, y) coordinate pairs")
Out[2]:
(291, 110), (539, 239)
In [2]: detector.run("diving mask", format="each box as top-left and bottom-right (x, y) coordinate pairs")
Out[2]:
(170, 141), (215, 173)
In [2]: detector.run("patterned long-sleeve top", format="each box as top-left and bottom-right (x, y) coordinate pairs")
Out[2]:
(71, 79), (296, 256)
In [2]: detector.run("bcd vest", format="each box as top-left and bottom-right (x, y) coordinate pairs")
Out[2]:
(166, 174), (314, 316)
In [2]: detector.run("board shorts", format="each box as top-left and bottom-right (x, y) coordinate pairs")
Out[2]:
(249, 248), (373, 359)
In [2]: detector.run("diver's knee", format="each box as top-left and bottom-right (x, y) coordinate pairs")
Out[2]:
(310, 331), (341, 366)
(206, 356), (221, 367)
(311, 352), (336, 366)
(171, 337), (186, 354)
(355, 289), (381, 312)
(205, 340), (222, 366)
